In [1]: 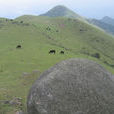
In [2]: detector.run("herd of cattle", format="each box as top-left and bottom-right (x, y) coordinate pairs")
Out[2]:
(16, 45), (64, 54)
(49, 50), (64, 54)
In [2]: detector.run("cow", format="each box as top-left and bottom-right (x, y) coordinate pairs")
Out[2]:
(80, 29), (83, 31)
(60, 51), (64, 54)
(16, 45), (21, 49)
(49, 50), (56, 54)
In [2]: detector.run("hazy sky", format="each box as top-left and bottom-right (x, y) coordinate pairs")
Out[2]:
(0, 0), (114, 19)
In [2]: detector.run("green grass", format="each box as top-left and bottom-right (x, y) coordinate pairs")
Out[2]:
(0, 16), (114, 113)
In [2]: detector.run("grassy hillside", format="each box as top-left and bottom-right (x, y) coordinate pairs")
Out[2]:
(0, 16), (114, 114)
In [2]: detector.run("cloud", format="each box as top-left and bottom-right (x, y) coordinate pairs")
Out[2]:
(0, 0), (64, 18)
(0, 0), (114, 18)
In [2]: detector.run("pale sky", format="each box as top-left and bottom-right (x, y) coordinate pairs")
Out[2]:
(0, 0), (114, 19)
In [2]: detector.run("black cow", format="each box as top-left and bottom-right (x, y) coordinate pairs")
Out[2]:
(16, 45), (21, 49)
(60, 51), (64, 54)
(80, 29), (83, 31)
(49, 50), (56, 54)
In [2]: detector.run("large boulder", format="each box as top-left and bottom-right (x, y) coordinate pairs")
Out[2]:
(27, 59), (114, 114)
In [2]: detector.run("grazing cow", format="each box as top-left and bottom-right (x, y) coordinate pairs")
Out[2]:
(49, 50), (56, 54)
(16, 45), (21, 49)
(60, 51), (64, 54)
(80, 29), (83, 31)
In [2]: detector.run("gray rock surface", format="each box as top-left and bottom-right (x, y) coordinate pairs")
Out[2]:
(16, 110), (24, 114)
(27, 59), (114, 114)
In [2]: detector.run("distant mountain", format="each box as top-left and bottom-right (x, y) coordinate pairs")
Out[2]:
(40, 6), (114, 35)
(101, 16), (114, 26)
(40, 5), (83, 20)
(87, 18), (114, 35)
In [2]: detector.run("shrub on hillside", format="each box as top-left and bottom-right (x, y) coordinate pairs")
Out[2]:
(92, 53), (100, 59)
(20, 21), (23, 23)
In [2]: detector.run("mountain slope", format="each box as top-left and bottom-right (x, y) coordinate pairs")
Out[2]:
(41, 5), (114, 35)
(87, 19), (114, 35)
(0, 15), (114, 114)
(101, 16), (114, 26)
(40, 5), (83, 20)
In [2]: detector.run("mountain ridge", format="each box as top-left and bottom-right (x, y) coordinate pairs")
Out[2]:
(87, 18), (114, 35)
(40, 5), (84, 20)
(101, 16), (114, 26)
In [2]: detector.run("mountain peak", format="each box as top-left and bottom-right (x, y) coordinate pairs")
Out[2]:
(52, 5), (68, 9)
(101, 16), (114, 26)
(40, 5), (82, 19)
(102, 16), (112, 20)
